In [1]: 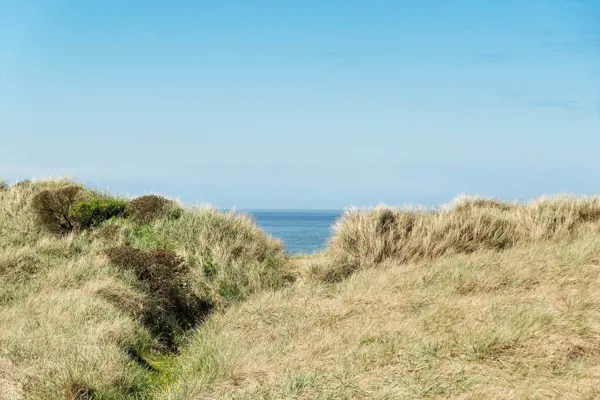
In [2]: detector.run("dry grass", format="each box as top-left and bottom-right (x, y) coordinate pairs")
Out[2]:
(163, 233), (600, 399)
(5, 179), (600, 399)
(0, 178), (290, 399)
(326, 195), (600, 280)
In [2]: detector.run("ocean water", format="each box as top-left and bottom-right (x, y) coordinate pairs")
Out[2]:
(247, 210), (342, 255)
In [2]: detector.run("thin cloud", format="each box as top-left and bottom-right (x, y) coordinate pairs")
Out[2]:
(530, 99), (582, 111)
(478, 53), (505, 63)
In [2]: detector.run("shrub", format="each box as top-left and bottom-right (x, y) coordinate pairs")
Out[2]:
(31, 185), (83, 234)
(126, 195), (180, 225)
(70, 196), (128, 229)
(105, 245), (211, 351)
(0, 179), (8, 191)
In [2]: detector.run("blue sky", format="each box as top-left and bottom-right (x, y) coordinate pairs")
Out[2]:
(1, 0), (599, 209)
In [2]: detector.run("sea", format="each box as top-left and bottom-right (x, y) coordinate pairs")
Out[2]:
(246, 210), (342, 255)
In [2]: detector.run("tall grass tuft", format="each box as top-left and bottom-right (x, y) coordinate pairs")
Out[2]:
(327, 195), (600, 281)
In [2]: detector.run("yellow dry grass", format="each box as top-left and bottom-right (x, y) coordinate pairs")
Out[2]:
(0, 178), (289, 399)
(326, 195), (600, 280)
(165, 233), (600, 399)
(5, 178), (600, 399)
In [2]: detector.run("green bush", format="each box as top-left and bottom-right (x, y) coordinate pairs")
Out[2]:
(31, 185), (84, 234)
(0, 179), (8, 191)
(126, 194), (181, 225)
(104, 245), (211, 351)
(70, 197), (128, 229)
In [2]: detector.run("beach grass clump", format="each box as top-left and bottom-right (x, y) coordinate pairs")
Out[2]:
(326, 195), (600, 281)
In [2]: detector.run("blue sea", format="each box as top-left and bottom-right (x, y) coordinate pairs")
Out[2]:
(246, 210), (342, 255)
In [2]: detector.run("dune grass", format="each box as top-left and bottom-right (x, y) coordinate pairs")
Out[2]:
(325, 195), (600, 281)
(163, 233), (600, 399)
(0, 178), (290, 399)
(4, 179), (600, 399)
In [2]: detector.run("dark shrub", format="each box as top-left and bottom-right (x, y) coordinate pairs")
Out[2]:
(126, 195), (180, 225)
(104, 246), (211, 351)
(31, 185), (83, 234)
(0, 179), (8, 191)
(70, 197), (128, 229)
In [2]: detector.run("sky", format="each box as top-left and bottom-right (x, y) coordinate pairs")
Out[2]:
(1, 0), (599, 209)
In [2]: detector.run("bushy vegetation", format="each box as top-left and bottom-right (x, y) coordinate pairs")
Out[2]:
(105, 245), (212, 351)
(30, 184), (130, 235)
(325, 195), (600, 281)
(126, 194), (181, 225)
(30, 184), (84, 234)
(70, 196), (128, 229)
(0, 179), (8, 191)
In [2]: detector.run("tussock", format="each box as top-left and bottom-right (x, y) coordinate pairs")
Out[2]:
(327, 195), (600, 280)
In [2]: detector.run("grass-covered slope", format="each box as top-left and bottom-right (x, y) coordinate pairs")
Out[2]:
(170, 235), (600, 399)
(0, 179), (290, 399)
(3, 178), (600, 399)
(324, 195), (600, 281)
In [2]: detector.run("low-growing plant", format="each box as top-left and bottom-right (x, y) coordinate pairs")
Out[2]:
(70, 196), (128, 229)
(0, 179), (8, 191)
(126, 194), (181, 225)
(31, 185), (84, 234)
(105, 245), (211, 351)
